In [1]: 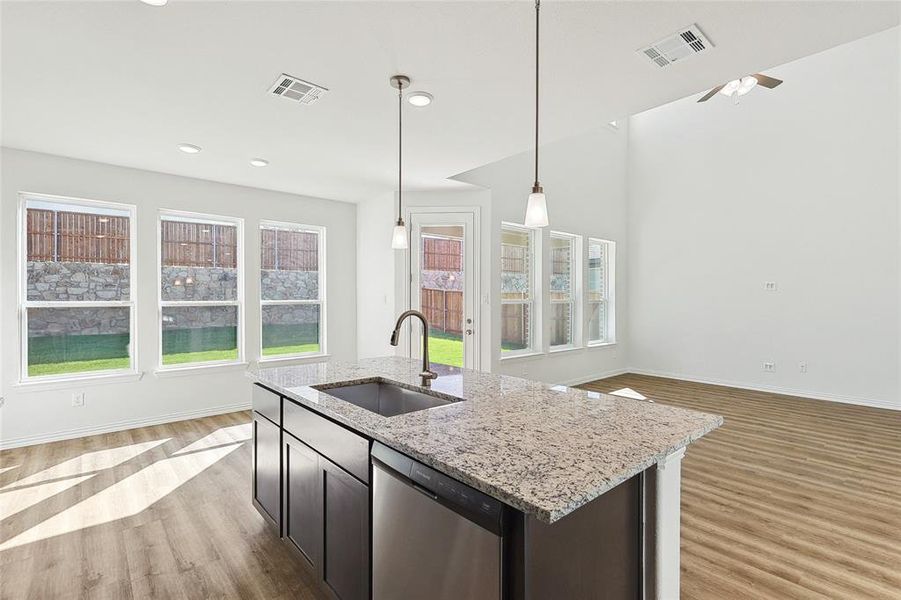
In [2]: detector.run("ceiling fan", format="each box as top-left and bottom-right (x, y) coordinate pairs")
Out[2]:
(697, 74), (783, 104)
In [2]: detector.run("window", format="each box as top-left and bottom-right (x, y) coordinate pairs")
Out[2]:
(500, 224), (537, 356)
(159, 212), (243, 368)
(588, 238), (615, 345)
(260, 222), (325, 358)
(20, 194), (136, 380)
(549, 231), (581, 349)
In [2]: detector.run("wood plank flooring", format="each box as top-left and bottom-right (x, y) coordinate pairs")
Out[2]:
(1, 376), (898, 599)
(581, 374), (901, 600)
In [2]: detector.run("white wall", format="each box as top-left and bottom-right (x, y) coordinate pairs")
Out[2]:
(456, 126), (630, 385)
(627, 28), (900, 408)
(356, 192), (397, 359)
(0, 148), (357, 447)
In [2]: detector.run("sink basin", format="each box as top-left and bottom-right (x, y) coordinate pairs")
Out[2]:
(320, 381), (462, 417)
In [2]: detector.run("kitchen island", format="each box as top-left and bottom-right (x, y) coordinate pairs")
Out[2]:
(249, 357), (722, 600)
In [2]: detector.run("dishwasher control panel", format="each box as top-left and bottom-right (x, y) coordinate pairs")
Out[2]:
(410, 462), (502, 520)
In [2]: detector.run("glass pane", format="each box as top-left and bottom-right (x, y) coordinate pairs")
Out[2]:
(262, 304), (320, 356)
(501, 303), (531, 353)
(27, 307), (130, 377)
(588, 240), (606, 302)
(588, 301), (606, 343)
(161, 218), (238, 301)
(161, 305), (238, 365)
(501, 227), (531, 301)
(550, 302), (573, 347)
(26, 202), (131, 301)
(550, 235), (573, 302)
(420, 226), (464, 368)
(260, 226), (319, 301)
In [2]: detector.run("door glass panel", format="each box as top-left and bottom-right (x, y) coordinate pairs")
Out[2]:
(419, 225), (464, 367)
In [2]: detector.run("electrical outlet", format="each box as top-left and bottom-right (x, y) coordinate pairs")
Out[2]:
(799, 362), (808, 374)
(72, 392), (85, 407)
(764, 282), (778, 291)
(763, 362), (775, 373)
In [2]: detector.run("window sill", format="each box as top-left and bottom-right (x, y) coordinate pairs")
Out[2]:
(154, 362), (249, 378)
(257, 354), (330, 366)
(499, 350), (544, 362)
(549, 344), (582, 354)
(587, 341), (617, 348)
(14, 371), (145, 392)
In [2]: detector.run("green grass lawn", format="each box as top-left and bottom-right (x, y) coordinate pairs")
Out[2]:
(428, 331), (464, 367)
(28, 323), (322, 375)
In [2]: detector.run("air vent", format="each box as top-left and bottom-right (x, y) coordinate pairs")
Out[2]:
(268, 73), (328, 104)
(638, 24), (713, 68)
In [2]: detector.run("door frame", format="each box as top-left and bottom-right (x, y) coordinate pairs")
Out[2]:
(400, 205), (481, 371)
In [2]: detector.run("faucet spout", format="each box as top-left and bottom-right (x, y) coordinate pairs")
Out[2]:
(389, 310), (438, 387)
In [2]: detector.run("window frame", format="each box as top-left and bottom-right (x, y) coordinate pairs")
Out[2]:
(587, 237), (616, 346)
(17, 192), (139, 383)
(499, 222), (540, 359)
(157, 209), (245, 371)
(548, 230), (582, 352)
(258, 220), (327, 361)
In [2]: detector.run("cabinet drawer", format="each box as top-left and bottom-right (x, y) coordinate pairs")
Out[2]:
(253, 384), (281, 425)
(284, 401), (369, 483)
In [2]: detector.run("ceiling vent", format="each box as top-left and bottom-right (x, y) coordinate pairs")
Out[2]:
(268, 74), (328, 104)
(638, 24), (713, 68)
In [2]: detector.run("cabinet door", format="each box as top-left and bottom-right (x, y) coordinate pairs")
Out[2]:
(284, 434), (322, 569)
(252, 411), (281, 529)
(321, 458), (370, 600)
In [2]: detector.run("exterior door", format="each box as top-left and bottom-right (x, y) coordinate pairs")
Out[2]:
(409, 210), (479, 370)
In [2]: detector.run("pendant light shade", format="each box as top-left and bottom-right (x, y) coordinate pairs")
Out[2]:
(525, 0), (549, 227)
(390, 74), (411, 249)
(525, 187), (549, 228)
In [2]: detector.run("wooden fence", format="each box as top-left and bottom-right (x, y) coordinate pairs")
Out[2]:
(261, 228), (318, 271)
(421, 288), (463, 334)
(161, 220), (237, 268)
(27, 209), (130, 264)
(422, 237), (462, 272)
(501, 243), (527, 274)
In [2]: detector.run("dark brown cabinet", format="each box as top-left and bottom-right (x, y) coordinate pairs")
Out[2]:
(280, 405), (370, 600)
(252, 411), (281, 529)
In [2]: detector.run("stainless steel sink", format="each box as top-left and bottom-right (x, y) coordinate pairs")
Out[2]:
(320, 381), (462, 417)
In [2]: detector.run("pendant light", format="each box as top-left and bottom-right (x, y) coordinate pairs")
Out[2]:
(524, 0), (549, 228)
(390, 74), (410, 249)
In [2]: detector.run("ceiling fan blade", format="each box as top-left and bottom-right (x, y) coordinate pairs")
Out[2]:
(697, 84), (725, 103)
(753, 74), (783, 89)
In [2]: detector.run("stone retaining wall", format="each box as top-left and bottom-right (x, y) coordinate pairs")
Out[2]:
(27, 261), (130, 302)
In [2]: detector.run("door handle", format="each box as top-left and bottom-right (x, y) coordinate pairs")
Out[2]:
(466, 329), (473, 335)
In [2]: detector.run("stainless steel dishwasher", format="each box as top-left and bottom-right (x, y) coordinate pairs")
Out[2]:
(371, 442), (506, 600)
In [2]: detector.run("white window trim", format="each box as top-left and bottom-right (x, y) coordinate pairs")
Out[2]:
(156, 209), (245, 372)
(587, 237), (616, 346)
(499, 222), (541, 360)
(17, 192), (139, 383)
(549, 230), (583, 350)
(258, 220), (327, 360)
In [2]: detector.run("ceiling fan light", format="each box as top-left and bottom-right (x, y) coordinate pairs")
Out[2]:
(737, 75), (758, 95)
(524, 190), (549, 228)
(719, 79), (741, 97)
(391, 221), (408, 249)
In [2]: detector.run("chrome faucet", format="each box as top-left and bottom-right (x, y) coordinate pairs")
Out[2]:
(389, 310), (438, 387)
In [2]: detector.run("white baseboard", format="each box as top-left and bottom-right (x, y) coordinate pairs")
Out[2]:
(625, 368), (899, 411)
(556, 368), (630, 387)
(0, 401), (253, 450)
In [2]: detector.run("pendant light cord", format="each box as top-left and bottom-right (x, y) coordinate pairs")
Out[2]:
(534, 0), (540, 187)
(397, 84), (403, 223)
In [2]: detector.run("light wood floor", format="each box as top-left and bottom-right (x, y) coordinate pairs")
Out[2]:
(1, 376), (898, 599)
(582, 374), (901, 600)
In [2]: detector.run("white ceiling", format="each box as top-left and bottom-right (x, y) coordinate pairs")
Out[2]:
(2, 1), (898, 203)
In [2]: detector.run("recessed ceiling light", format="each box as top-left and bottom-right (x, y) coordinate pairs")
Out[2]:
(249, 158), (269, 167)
(177, 143), (201, 154)
(407, 92), (433, 107)
(139, 0), (168, 6)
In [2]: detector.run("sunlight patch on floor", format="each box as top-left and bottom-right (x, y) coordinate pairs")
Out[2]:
(1, 438), (170, 490)
(609, 387), (649, 401)
(0, 466), (19, 476)
(0, 474), (95, 521)
(0, 440), (241, 551)
(173, 423), (251, 456)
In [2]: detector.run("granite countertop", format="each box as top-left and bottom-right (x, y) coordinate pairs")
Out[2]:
(249, 357), (722, 524)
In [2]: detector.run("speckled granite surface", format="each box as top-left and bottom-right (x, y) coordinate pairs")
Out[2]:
(249, 357), (722, 523)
